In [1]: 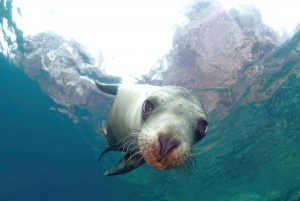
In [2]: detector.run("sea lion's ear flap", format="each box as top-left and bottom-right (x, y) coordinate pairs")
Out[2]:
(94, 80), (119, 96)
(104, 152), (145, 176)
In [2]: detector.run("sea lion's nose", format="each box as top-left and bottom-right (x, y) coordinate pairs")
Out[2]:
(159, 134), (180, 161)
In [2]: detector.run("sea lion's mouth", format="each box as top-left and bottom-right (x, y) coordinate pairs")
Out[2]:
(138, 132), (189, 170)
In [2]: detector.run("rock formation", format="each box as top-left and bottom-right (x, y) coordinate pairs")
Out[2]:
(10, 32), (120, 132)
(145, 1), (287, 116)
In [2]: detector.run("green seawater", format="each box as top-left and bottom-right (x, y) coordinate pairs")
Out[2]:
(1, 1), (300, 198)
(1, 45), (300, 200)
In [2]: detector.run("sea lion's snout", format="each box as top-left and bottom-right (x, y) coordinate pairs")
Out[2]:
(139, 130), (188, 170)
(158, 134), (181, 161)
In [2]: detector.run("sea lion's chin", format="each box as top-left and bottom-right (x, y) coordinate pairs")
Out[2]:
(138, 135), (188, 170)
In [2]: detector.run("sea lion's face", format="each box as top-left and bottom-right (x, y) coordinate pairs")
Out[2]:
(138, 86), (208, 170)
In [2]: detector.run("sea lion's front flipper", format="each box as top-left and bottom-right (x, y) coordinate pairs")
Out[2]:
(104, 152), (146, 176)
(94, 80), (119, 96)
(98, 145), (114, 162)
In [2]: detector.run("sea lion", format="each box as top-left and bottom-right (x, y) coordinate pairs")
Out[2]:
(95, 81), (208, 176)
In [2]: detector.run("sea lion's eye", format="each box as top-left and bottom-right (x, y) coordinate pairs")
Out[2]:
(198, 120), (208, 134)
(142, 100), (154, 113)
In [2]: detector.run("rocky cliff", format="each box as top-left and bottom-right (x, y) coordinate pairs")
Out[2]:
(9, 32), (121, 132)
(145, 1), (289, 117)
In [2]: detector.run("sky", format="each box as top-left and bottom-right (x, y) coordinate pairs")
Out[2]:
(12, 0), (300, 83)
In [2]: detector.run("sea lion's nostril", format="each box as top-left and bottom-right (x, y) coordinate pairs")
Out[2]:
(159, 134), (180, 161)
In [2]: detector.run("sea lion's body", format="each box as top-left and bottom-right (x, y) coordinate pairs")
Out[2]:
(95, 81), (208, 176)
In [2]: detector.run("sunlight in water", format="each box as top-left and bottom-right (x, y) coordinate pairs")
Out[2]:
(220, 0), (300, 36)
(12, 0), (300, 83)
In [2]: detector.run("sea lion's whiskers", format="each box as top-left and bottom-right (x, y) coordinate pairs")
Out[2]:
(128, 133), (148, 141)
(185, 151), (195, 160)
(121, 139), (137, 146)
(116, 145), (125, 152)
(126, 146), (139, 153)
(127, 134), (140, 137)
(184, 161), (192, 173)
(116, 142), (129, 151)
(116, 136), (136, 145)
(121, 141), (137, 152)
(125, 141), (138, 152)
(128, 133), (145, 138)
(136, 137), (148, 140)
(121, 131), (144, 141)
(123, 139), (148, 153)
(126, 151), (142, 165)
(187, 153), (196, 166)
(186, 158), (193, 170)
(187, 157), (195, 172)
(127, 142), (148, 153)
(180, 165), (188, 174)
(176, 156), (184, 173)
(131, 129), (142, 132)
(116, 146), (123, 152)
(186, 152), (196, 169)
(178, 162), (187, 173)
(183, 156), (190, 171)
(116, 133), (148, 152)
(189, 155), (196, 165)
(116, 140), (137, 152)
(190, 158), (196, 170)
(190, 154), (196, 159)
(196, 151), (206, 155)
(128, 132), (141, 135)
(117, 136), (132, 144)
(188, 151), (196, 158)
(135, 155), (144, 169)
(176, 154), (194, 174)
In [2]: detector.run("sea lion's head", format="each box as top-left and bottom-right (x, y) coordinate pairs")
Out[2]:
(138, 86), (208, 171)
